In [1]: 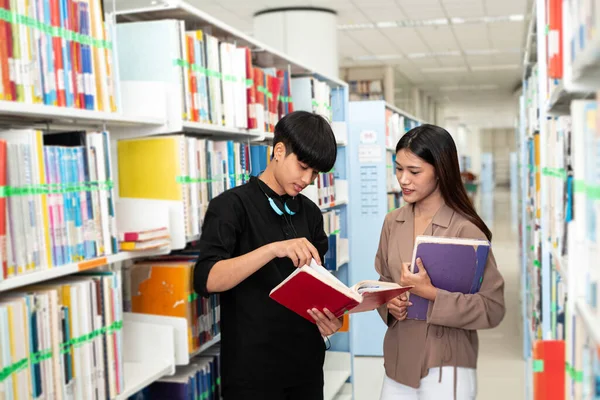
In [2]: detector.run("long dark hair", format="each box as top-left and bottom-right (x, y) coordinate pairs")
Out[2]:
(396, 124), (492, 241)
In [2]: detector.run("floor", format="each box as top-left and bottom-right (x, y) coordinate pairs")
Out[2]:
(352, 187), (526, 400)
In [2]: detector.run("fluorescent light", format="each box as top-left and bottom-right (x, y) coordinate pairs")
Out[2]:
(471, 64), (520, 71)
(338, 14), (526, 30)
(338, 23), (375, 30)
(376, 21), (398, 28)
(422, 18), (449, 26)
(439, 84), (499, 91)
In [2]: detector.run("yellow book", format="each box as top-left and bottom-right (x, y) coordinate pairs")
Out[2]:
(34, 131), (52, 269)
(117, 136), (184, 200)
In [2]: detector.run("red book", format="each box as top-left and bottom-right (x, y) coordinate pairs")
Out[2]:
(269, 260), (413, 323)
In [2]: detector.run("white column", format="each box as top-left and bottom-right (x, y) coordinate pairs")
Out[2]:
(383, 65), (395, 104)
(253, 7), (339, 78)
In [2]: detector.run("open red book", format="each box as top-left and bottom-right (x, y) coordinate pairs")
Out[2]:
(270, 259), (413, 323)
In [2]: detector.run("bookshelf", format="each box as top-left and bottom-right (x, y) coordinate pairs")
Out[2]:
(346, 100), (424, 357)
(518, 0), (600, 398)
(0, 0), (353, 399)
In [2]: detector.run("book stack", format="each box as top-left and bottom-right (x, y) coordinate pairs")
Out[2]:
(0, 0), (118, 111)
(117, 135), (256, 244)
(127, 346), (221, 400)
(0, 270), (124, 399)
(291, 77), (331, 122)
(119, 227), (170, 252)
(122, 254), (221, 354)
(323, 209), (341, 271)
(0, 129), (118, 283)
(349, 79), (383, 101)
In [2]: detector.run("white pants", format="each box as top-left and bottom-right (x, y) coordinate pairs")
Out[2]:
(380, 367), (477, 400)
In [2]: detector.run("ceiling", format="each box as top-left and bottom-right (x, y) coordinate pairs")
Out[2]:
(183, 0), (533, 105)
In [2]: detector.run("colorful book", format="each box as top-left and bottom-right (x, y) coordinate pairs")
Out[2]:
(269, 259), (413, 322)
(406, 235), (490, 321)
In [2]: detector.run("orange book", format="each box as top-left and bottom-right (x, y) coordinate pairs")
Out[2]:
(270, 259), (413, 323)
(129, 261), (197, 352)
(186, 35), (198, 122)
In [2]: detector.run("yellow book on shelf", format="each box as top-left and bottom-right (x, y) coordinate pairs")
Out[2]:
(117, 136), (184, 201)
(34, 130), (52, 269)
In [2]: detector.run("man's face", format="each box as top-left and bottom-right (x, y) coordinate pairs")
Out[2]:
(275, 151), (319, 197)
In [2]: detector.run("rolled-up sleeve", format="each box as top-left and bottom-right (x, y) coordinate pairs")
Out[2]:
(193, 193), (244, 298)
(427, 223), (506, 330)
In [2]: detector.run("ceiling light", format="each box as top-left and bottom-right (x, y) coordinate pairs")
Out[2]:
(439, 84), (499, 91)
(422, 18), (449, 26)
(338, 23), (375, 30)
(376, 21), (398, 28)
(338, 14), (526, 30)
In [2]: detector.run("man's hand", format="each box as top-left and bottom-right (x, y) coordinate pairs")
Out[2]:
(387, 293), (412, 321)
(269, 238), (322, 267)
(307, 308), (343, 336)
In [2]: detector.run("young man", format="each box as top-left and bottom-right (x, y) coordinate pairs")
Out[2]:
(193, 111), (342, 399)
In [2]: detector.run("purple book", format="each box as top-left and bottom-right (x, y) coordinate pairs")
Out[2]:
(406, 236), (490, 321)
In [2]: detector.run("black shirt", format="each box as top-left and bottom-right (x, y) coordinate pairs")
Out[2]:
(193, 176), (328, 392)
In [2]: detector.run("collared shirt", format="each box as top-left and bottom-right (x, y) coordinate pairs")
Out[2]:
(193, 176), (329, 391)
(375, 203), (505, 392)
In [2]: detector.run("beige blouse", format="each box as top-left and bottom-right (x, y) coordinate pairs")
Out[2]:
(375, 203), (506, 397)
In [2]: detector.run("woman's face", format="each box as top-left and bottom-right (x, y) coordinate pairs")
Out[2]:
(395, 149), (439, 204)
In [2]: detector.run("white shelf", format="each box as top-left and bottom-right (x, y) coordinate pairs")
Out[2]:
(190, 334), (221, 358)
(576, 299), (600, 345)
(333, 383), (353, 400)
(182, 121), (265, 139)
(0, 248), (170, 292)
(320, 198), (348, 211)
(324, 370), (352, 400)
(384, 102), (425, 124)
(116, 360), (173, 400)
(570, 35), (600, 89)
(323, 351), (352, 400)
(546, 82), (593, 115)
(337, 257), (349, 269)
(110, 0), (346, 89)
(186, 234), (201, 243)
(0, 100), (165, 128)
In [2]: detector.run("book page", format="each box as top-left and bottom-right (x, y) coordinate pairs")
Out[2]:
(306, 259), (349, 291)
(353, 280), (404, 294)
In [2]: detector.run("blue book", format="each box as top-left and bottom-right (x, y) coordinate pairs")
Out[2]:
(407, 235), (490, 321)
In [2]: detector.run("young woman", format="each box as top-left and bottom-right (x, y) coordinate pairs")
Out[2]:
(375, 124), (505, 400)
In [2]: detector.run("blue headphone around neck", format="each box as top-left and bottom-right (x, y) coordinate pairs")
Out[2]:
(256, 177), (299, 216)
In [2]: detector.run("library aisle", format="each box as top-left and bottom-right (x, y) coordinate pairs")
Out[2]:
(353, 188), (526, 400)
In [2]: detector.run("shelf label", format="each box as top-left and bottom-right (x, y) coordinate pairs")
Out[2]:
(78, 257), (108, 271)
(533, 360), (544, 372)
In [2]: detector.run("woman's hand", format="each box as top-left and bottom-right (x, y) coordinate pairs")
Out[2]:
(308, 308), (343, 336)
(387, 293), (412, 321)
(400, 258), (437, 301)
